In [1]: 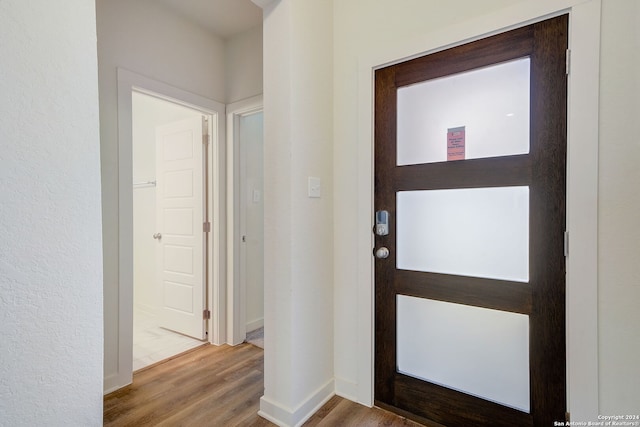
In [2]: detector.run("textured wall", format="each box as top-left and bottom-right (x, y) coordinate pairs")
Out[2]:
(0, 0), (104, 425)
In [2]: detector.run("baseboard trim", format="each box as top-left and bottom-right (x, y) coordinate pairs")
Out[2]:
(257, 402), (288, 427)
(103, 374), (131, 395)
(259, 379), (335, 426)
(246, 317), (264, 333)
(335, 376), (358, 402)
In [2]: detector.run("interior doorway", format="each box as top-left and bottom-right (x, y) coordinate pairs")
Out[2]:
(227, 96), (264, 346)
(109, 69), (228, 393)
(239, 110), (264, 346)
(131, 92), (208, 370)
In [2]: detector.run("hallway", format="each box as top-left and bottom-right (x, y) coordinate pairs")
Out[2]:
(104, 343), (423, 426)
(104, 343), (267, 426)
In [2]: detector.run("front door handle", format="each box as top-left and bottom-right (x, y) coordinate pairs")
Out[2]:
(375, 247), (390, 259)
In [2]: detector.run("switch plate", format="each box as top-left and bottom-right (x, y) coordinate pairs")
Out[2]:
(308, 176), (321, 198)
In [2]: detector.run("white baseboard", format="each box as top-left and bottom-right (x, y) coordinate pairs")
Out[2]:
(103, 374), (131, 395)
(334, 377), (358, 403)
(257, 400), (289, 427)
(246, 317), (264, 333)
(259, 379), (335, 426)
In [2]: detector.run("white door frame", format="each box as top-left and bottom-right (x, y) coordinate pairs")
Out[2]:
(111, 68), (227, 392)
(355, 0), (601, 422)
(226, 95), (264, 345)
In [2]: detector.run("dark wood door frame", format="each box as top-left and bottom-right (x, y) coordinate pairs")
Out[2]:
(374, 15), (568, 427)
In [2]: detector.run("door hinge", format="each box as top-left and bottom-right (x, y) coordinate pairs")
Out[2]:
(566, 48), (571, 75)
(564, 231), (569, 257)
(203, 309), (211, 320)
(202, 116), (210, 145)
(203, 222), (211, 232)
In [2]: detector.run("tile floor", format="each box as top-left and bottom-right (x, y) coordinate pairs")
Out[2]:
(133, 309), (205, 371)
(246, 326), (264, 349)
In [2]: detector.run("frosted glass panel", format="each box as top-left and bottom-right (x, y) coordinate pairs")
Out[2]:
(397, 187), (529, 282)
(397, 295), (530, 412)
(397, 58), (530, 165)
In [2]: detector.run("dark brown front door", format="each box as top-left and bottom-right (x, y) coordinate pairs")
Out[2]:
(374, 15), (568, 427)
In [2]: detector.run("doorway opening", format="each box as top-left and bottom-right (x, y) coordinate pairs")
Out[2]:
(227, 96), (264, 346)
(238, 110), (264, 347)
(131, 91), (209, 370)
(109, 69), (227, 393)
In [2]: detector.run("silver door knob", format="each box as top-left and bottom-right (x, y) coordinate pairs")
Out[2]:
(375, 247), (390, 259)
(153, 233), (162, 240)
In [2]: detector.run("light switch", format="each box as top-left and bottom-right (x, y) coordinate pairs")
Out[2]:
(308, 176), (321, 198)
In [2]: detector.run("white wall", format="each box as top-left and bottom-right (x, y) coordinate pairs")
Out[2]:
(96, 0), (227, 391)
(240, 112), (265, 331)
(259, 0), (334, 425)
(597, 0), (640, 413)
(132, 92), (203, 315)
(227, 25), (264, 104)
(0, 0), (103, 425)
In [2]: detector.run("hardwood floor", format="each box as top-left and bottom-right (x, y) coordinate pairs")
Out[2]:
(104, 343), (423, 426)
(305, 396), (424, 426)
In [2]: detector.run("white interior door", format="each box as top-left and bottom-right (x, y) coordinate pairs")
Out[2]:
(155, 116), (206, 340)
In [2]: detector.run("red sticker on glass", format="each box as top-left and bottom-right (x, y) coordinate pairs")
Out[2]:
(447, 126), (465, 161)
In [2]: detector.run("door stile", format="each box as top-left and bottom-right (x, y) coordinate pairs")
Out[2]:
(529, 15), (568, 426)
(374, 65), (397, 406)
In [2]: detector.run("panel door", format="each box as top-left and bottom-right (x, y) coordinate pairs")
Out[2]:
(374, 16), (568, 427)
(156, 116), (206, 340)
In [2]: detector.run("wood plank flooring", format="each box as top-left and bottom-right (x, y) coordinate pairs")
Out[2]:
(305, 396), (424, 426)
(104, 343), (423, 426)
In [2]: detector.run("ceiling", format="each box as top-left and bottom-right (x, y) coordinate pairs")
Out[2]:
(155, 0), (262, 39)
